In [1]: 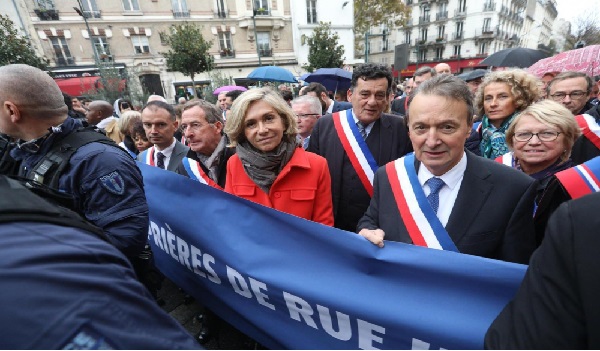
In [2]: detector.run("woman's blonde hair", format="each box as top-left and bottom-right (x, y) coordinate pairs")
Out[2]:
(506, 99), (581, 163)
(117, 110), (142, 136)
(224, 87), (298, 147)
(474, 69), (541, 118)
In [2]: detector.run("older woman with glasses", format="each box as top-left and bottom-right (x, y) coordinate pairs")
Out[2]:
(223, 87), (334, 226)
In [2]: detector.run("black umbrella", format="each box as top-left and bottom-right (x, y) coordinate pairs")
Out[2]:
(479, 47), (549, 68)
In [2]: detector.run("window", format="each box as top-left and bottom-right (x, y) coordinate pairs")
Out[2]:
(307, 0), (317, 24)
(435, 47), (443, 59)
(453, 45), (461, 56)
(35, 0), (55, 9)
(123, 0), (140, 11)
(479, 42), (487, 55)
(172, 0), (189, 17)
(437, 25), (445, 38)
(483, 18), (491, 32)
(215, 0), (227, 18)
(50, 37), (73, 65)
(419, 48), (427, 62)
(257, 32), (271, 57)
(131, 35), (150, 54)
(254, 0), (269, 15)
(219, 31), (234, 57)
(405, 31), (411, 44)
(80, 0), (100, 17)
(458, 0), (466, 12)
(92, 36), (111, 60)
(419, 28), (428, 42)
(455, 21), (463, 39)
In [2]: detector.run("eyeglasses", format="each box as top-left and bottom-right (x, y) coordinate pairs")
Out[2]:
(549, 91), (588, 101)
(296, 113), (320, 119)
(514, 131), (562, 142)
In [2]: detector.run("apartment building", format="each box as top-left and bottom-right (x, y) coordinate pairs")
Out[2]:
(15, 0), (297, 101)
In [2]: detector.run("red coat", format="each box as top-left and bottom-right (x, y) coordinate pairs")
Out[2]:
(225, 147), (334, 226)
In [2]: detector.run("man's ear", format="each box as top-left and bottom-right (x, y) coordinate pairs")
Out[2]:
(214, 120), (223, 133)
(4, 101), (21, 123)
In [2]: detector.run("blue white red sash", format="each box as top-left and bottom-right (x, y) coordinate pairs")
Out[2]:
(332, 109), (378, 196)
(555, 156), (600, 199)
(385, 154), (459, 252)
(494, 152), (514, 167)
(576, 114), (600, 150)
(181, 157), (222, 190)
(140, 147), (155, 166)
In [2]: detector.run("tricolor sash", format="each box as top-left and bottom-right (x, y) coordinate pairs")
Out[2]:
(555, 156), (600, 199)
(385, 154), (459, 252)
(140, 147), (155, 166)
(494, 152), (514, 167)
(332, 109), (378, 196)
(181, 157), (222, 190)
(576, 114), (600, 150)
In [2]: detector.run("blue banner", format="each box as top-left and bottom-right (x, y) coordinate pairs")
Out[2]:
(139, 163), (526, 350)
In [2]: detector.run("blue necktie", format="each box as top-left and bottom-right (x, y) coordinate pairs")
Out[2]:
(356, 122), (367, 139)
(156, 151), (166, 169)
(427, 177), (445, 214)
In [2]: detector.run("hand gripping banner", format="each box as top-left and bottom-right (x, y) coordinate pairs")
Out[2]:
(139, 164), (526, 350)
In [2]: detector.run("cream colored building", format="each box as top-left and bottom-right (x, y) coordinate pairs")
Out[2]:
(17, 0), (297, 102)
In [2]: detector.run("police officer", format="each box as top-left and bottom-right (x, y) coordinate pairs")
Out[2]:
(0, 64), (148, 257)
(0, 175), (200, 349)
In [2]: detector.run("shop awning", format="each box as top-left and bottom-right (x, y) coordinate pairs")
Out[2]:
(54, 76), (99, 97)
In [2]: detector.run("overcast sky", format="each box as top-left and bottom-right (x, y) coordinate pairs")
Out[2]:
(554, 0), (600, 28)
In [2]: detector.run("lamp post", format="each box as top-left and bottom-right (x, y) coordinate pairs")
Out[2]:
(251, 3), (262, 67)
(74, 0), (100, 66)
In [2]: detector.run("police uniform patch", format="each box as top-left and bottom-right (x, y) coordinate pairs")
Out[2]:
(99, 171), (125, 195)
(62, 325), (116, 349)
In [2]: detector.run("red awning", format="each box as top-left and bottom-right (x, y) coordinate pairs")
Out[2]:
(395, 58), (488, 78)
(54, 77), (99, 96)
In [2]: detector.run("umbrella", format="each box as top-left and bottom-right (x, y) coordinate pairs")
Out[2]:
(213, 85), (247, 95)
(299, 73), (310, 81)
(303, 68), (353, 94)
(247, 66), (297, 83)
(479, 47), (549, 68)
(528, 45), (600, 77)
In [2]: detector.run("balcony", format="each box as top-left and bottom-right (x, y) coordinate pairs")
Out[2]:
(215, 9), (229, 18)
(483, 2), (495, 11)
(219, 48), (235, 58)
(475, 29), (495, 38)
(56, 57), (75, 66)
(435, 11), (448, 21)
(83, 10), (101, 18)
(258, 48), (272, 57)
(451, 32), (463, 40)
(99, 53), (113, 62)
(434, 34), (447, 43)
(406, 0), (413, 4)
(34, 8), (59, 21)
(173, 10), (190, 18)
(454, 8), (467, 17)
(418, 16), (430, 24)
(404, 18), (413, 26)
(254, 8), (270, 16)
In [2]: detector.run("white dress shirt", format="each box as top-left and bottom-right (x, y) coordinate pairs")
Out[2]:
(154, 138), (177, 169)
(417, 152), (467, 226)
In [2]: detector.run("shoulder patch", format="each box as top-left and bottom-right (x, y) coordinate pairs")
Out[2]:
(62, 325), (116, 349)
(99, 171), (125, 195)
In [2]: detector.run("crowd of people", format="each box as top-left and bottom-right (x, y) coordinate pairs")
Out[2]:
(1, 59), (600, 348)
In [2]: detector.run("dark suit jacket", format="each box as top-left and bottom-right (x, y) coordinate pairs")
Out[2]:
(137, 140), (189, 172)
(307, 110), (413, 230)
(390, 96), (408, 116)
(331, 100), (352, 114)
(357, 152), (537, 264)
(485, 193), (600, 349)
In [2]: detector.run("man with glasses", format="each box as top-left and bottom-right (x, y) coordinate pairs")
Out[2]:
(547, 72), (600, 164)
(547, 72), (594, 115)
(291, 95), (322, 149)
(176, 99), (234, 188)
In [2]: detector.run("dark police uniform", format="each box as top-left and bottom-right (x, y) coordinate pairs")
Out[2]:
(7, 117), (148, 256)
(0, 176), (200, 349)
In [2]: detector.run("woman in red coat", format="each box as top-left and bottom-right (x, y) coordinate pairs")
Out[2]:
(223, 87), (334, 226)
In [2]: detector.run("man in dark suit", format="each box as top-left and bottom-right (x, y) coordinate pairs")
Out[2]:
(357, 74), (536, 264)
(485, 192), (600, 349)
(138, 100), (188, 172)
(307, 63), (413, 232)
(304, 82), (352, 115)
(175, 99), (234, 188)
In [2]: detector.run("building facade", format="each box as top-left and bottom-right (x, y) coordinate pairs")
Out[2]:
(13, 0), (299, 102)
(366, 0), (542, 79)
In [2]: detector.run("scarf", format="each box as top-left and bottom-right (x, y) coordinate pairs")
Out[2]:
(479, 112), (517, 159)
(236, 139), (297, 194)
